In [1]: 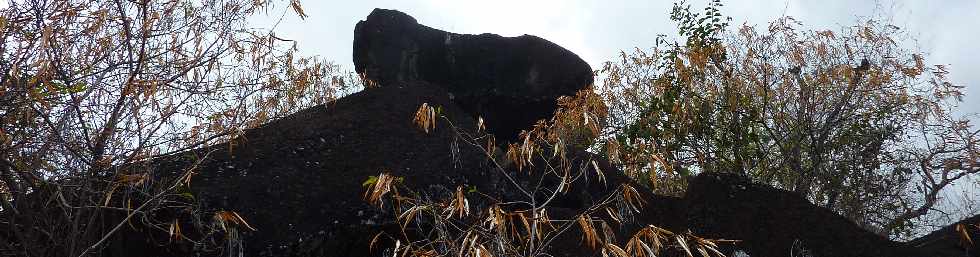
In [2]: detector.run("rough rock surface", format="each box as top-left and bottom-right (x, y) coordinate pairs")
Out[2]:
(100, 83), (978, 257)
(353, 8), (594, 142)
(104, 83), (628, 257)
(684, 173), (917, 256)
(118, 84), (491, 257)
(909, 214), (980, 257)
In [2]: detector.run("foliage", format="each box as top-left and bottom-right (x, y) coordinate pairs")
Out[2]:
(598, 0), (979, 237)
(360, 93), (735, 257)
(0, 0), (353, 256)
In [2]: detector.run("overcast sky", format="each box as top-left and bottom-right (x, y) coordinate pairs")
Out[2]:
(267, 0), (978, 114)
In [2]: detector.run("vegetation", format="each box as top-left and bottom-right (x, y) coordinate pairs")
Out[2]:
(362, 90), (732, 257)
(0, 0), (976, 256)
(0, 0), (349, 256)
(367, 2), (980, 256)
(598, 0), (979, 237)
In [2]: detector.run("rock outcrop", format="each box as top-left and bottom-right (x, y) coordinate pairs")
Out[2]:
(353, 8), (594, 142)
(75, 8), (980, 257)
(909, 214), (980, 257)
(684, 173), (917, 256)
(104, 83), (629, 257)
(99, 83), (977, 257)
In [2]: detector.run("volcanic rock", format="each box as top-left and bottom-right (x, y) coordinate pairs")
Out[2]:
(353, 8), (594, 142)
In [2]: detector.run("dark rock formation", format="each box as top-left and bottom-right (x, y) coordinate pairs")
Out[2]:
(909, 214), (980, 256)
(116, 83), (491, 257)
(684, 173), (918, 256)
(37, 8), (974, 257)
(96, 82), (978, 257)
(101, 83), (625, 257)
(353, 8), (594, 142)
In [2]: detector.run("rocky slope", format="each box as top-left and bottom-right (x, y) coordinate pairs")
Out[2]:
(95, 8), (978, 257)
(106, 82), (977, 257)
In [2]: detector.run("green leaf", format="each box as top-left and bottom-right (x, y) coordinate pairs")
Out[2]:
(677, 167), (691, 177)
(362, 176), (378, 187)
(68, 82), (87, 94)
(180, 191), (195, 200)
(177, 186), (195, 200)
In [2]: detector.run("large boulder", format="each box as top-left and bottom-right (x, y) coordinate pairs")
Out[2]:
(96, 83), (975, 257)
(353, 8), (594, 142)
(101, 83), (631, 257)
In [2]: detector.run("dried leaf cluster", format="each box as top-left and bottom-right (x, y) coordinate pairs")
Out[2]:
(0, 0), (356, 256)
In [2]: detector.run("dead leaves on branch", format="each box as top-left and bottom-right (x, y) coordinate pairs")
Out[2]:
(579, 216), (734, 257)
(375, 37), (739, 256)
(577, 215), (601, 249)
(956, 222), (978, 248)
(625, 225), (736, 257)
(499, 87), (607, 172)
(360, 162), (728, 257)
(505, 131), (540, 171)
(213, 210), (257, 232)
(168, 219), (183, 242)
(289, 0), (307, 20)
(363, 172), (402, 208)
(414, 103), (439, 134)
(621, 184), (646, 213)
(447, 186), (471, 219)
(101, 172), (150, 206)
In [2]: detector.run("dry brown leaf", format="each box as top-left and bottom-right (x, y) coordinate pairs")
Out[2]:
(577, 215), (600, 249)
(413, 103), (437, 133)
(169, 219), (182, 241)
(957, 223), (974, 247)
(213, 210), (257, 232)
(602, 243), (629, 257)
(369, 232), (385, 252)
(289, 0), (307, 20)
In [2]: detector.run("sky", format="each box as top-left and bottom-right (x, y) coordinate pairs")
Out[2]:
(263, 0), (979, 115)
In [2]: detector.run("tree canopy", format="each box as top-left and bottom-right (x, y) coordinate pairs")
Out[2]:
(0, 0), (348, 255)
(598, 0), (979, 237)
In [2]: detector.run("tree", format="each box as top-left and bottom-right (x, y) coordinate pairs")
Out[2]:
(0, 0), (350, 256)
(598, 0), (979, 237)
(360, 90), (732, 257)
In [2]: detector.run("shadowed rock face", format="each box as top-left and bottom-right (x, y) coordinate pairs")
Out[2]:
(353, 8), (594, 143)
(684, 173), (918, 257)
(909, 214), (980, 257)
(103, 83), (631, 257)
(95, 84), (975, 257)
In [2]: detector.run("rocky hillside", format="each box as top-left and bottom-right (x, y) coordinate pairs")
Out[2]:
(100, 8), (977, 257)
